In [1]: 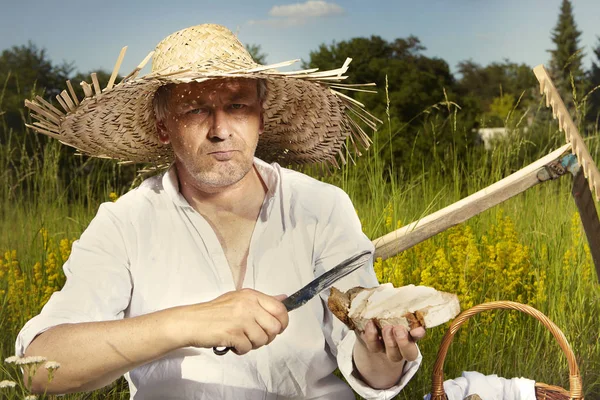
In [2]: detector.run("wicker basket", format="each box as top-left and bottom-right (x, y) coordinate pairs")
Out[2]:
(429, 301), (584, 400)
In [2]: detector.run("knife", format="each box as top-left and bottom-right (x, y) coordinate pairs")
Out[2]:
(213, 250), (372, 355)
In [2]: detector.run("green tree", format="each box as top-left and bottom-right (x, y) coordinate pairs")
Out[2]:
(0, 42), (73, 140)
(305, 35), (481, 172)
(245, 44), (267, 64)
(306, 35), (454, 125)
(548, 0), (585, 103)
(0, 42), (131, 202)
(485, 93), (516, 126)
(456, 60), (536, 127)
(0, 41), (115, 147)
(588, 36), (600, 127)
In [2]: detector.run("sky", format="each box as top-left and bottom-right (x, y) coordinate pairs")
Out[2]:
(0, 0), (598, 79)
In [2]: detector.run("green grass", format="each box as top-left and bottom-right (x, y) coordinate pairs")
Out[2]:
(1, 91), (599, 399)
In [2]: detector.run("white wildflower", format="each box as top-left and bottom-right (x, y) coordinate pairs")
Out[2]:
(45, 361), (61, 370)
(0, 380), (17, 388)
(15, 356), (47, 365)
(4, 355), (20, 364)
(24, 395), (38, 400)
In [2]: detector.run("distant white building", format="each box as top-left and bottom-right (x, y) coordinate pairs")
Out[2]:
(476, 114), (534, 149)
(477, 127), (509, 150)
(476, 126), (530, 150)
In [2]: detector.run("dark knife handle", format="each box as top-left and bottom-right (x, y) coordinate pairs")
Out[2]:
(213, 346), (231, 355)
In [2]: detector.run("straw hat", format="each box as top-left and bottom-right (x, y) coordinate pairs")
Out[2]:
(24, 24), (380, 166)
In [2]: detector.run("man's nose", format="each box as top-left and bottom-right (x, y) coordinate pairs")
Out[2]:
(208, 108), (231, 140)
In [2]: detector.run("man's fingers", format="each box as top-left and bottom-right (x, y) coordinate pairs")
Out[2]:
(231, 336), (253, 355)
(257, 294), (289, 331)
(382, 325), (404, 362)
(254, 312), (283, 343)
(359, 320), (385, 353)
(395, 326), (419, 362)
(273, 294), (288, 301)
(409, 326), (426, 341)
(244, 324), (270, 349)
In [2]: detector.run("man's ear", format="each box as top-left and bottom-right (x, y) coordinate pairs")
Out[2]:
(156, 119), (171, 144)
(258, 112), (265, 136)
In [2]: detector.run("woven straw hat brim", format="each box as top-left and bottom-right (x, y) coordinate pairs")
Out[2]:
(25, 26), (381, 166)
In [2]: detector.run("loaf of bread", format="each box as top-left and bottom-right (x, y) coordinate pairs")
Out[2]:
(328, 283), (460, 332)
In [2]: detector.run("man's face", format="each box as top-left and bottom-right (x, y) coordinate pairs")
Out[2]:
(157, 78), (264, 190)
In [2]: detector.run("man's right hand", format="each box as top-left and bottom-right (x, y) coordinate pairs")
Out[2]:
(22, 289), (288, 394)
(176, 289), (289, 355)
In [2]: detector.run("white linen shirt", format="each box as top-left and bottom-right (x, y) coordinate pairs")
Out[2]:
(16, 158), (421, 399)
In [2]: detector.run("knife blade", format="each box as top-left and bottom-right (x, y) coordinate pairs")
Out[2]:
(213, 250), (372, 355)
(282, 250), (372, 311)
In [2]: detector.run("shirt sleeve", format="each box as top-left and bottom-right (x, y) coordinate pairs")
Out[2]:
(15, 202), (133, 357)
(314, 187), (421, 399)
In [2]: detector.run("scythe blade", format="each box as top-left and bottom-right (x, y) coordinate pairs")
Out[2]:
(572, 169), (600, 281)
(534, 64), (600, 282)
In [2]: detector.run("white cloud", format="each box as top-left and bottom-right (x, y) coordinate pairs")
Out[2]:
(246, 1), (344, 28)
(269, 1), (344, 18)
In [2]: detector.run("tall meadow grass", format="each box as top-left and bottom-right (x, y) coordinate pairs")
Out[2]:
(0, 83), (599, 399)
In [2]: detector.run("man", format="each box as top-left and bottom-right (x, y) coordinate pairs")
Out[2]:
(17, 24), (425, 399)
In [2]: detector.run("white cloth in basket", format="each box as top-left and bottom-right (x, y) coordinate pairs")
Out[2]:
(424, 371), (536, 400)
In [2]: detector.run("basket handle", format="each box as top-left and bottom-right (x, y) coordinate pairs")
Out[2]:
(429, 301), (583, 399)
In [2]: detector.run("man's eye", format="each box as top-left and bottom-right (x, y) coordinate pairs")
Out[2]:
(188, 108), (207, 115)
(230, 104), (245, 110)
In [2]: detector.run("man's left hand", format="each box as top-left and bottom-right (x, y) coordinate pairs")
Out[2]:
(357, 319), (425, 363)
(352, 320), (425, 390)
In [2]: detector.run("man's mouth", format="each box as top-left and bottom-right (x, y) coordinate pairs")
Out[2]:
(209, 150), (236, 161)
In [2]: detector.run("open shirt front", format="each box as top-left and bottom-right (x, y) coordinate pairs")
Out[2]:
(16, 158), (421, 399)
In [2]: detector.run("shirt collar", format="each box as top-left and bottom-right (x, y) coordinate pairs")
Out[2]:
(161, 158), (280, 209)
(162, 163), (190, 208)
(252, 157), (279, 202)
